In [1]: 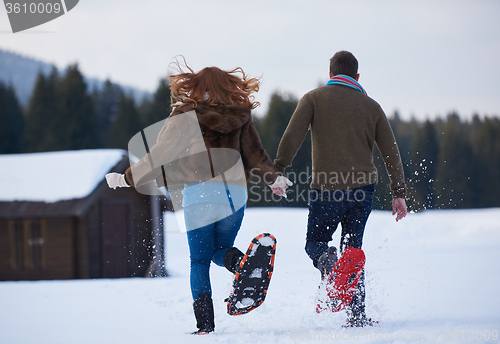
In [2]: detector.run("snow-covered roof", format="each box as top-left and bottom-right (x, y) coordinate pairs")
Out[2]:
(0, 149), (126, 203)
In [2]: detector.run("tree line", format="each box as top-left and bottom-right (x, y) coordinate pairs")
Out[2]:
(1, 65), (499, 210)
(0, 64), (170, 154)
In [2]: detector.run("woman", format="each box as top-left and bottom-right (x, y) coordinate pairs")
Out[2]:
(106, 60), (291, 334)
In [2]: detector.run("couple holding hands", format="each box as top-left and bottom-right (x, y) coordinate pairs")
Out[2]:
(106, 51), (407, 333)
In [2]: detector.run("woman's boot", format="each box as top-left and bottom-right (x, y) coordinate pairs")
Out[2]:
(223, 247), (244, 274)
(192, 293), (215, 335)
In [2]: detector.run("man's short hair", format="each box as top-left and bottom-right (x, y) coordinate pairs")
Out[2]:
(329, 51), (358, 78)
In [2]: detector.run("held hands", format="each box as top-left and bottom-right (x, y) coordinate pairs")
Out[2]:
(270, 176), (293, 198)
(105, 173), (130, 189)
(392, 197), (407, 222)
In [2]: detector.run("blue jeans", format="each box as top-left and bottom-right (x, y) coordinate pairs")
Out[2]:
(306, 184), (374, 317)
(305, 184), (375, 266)
(185, 203), (245, 300)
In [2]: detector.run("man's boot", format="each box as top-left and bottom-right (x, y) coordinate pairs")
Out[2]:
(344, 272), (378, 327)
(316, 246), (338, 280)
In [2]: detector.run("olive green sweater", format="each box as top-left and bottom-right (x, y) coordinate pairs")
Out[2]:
(274, 84), (406, 198)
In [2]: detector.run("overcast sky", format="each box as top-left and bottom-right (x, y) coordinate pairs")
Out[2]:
(1, 0), (499, 120)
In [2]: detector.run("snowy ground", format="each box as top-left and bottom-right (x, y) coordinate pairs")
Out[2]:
(1, 207), (500, 344)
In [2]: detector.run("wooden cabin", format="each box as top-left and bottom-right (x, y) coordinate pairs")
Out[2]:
(0, 149), (170, 281)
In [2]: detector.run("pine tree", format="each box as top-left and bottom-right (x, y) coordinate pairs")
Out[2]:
(24, 68), (60, 152)
(93, 79), (123, 147)
(474, 117), (500, 207)
(257, 92), (299, 156)
(57, 64), (99, 150)
(411, 120), (439, 210)
(109, 94), (143, 150)
(435, 113), (476, 208)
(140, 77), (171, 128)
(0, 82), (24, 153)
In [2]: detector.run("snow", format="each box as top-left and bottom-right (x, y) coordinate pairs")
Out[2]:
(237, 298), (255, 309)
(1, 207), (500, 343)
(249, 268), (263, 279)
(258, 235), (276, 247)
(0, 149), (126, 202)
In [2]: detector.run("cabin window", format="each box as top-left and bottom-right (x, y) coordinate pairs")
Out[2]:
(10, 219), (44, 269)
(28, 220), (44, 269)
(12, 220), (24, 269)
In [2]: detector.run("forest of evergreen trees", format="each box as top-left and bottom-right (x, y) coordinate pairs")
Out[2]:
(0, 64), (170, 155)
(1, 65), (499, 210)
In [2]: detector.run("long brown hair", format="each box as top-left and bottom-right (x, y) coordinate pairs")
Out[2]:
(168, 57), (260, 110)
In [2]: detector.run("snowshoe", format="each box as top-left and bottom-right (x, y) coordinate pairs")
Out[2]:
(316, 247), (365, 313)
(225, 233), (276, 316)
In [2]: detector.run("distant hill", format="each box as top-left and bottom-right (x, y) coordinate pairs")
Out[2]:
(0, 48), (151, 106)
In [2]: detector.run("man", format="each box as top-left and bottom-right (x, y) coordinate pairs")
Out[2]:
(271, 51), (407, 327)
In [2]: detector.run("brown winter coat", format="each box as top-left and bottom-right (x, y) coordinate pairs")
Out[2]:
(124, 104), (279, 189)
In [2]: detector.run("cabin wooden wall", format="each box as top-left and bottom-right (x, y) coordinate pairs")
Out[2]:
(0, 217), (75, 280)
(0, 191), (160, 281)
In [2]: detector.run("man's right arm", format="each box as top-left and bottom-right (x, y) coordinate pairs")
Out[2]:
(375, 112), (407, 199)
(274, 94), (314, 173)
(375, 111), (408, 221)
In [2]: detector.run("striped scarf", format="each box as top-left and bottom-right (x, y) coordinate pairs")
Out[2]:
(325, 74), (367, 95)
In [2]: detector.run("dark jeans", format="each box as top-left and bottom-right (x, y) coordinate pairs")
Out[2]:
(306, 184), (374, 317)
(185, 203), (245, 301)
